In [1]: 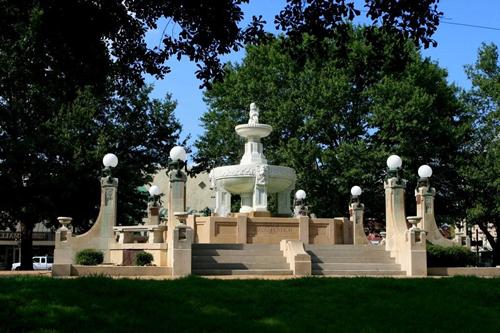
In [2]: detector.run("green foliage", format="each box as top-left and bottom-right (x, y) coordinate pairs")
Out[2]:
(195, 28), (469, 221)
(75, 249), (104, 266)
(459, 43), (499, 264)
(135, 251), (154, 266)
(427, 243), (475, 267)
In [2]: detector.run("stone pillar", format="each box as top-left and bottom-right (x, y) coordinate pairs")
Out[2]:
(415, 185), (435, 234)
(416, 185), (460, 247)
(298, 216), (309, 244)
(277, 190), (293, 216)
(350, 202), (369, 245)
(237, 214), (248, 243)
(100, 177), (118, 241)
(147, 203), (160, 225)
(170, 224), (193, 276)
(214, 180), (231, 217)
(167, 170), (187, 241)
(54, 217), (73, 265)
(253, 164), (268, 212)
(240, 193), (253, 213)
(384, 177), (406, 254)
(99, 177), (118, 263)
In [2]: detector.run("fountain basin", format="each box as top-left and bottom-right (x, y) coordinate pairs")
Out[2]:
(212, 164), (295, 194)
(235, 124), (272, 139)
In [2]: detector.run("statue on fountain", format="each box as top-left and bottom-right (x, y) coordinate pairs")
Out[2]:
(248, 102), (259, 125)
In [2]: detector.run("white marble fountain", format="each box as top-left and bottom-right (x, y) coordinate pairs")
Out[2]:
(209, 103), (296, 216)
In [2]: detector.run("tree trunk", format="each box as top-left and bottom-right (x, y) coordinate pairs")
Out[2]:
(19, 221), (33, 270)
(478, 222), (498, 266)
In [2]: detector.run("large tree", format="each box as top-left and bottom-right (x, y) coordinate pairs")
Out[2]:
(0, 0), (443, 269)
(195, 28), (469, 222)
(460, 43), (499, 264)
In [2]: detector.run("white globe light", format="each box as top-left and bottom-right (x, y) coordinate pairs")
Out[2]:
(102, 153), (118, 168)
(169, 146), (187, 162)
(351, 186), (362, 196)
(149, 185), (161, 196)
(386, 155), (402, 170)
(418, 165), (433, 178)
(295, 190), (306, 200)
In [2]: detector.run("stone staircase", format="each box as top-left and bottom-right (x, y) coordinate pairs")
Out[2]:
(306, 244), (406, 276)
(192, 244), (293, 276)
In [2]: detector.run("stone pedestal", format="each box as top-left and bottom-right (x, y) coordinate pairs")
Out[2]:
(147, 204), (160, 225)
(350, 202), (369, 245)
(170, 225), (193, 276)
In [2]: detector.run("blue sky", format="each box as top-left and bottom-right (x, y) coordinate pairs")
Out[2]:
(145, 0), (500, 149)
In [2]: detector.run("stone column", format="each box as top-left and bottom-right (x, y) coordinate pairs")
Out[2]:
(170, 224), (193, 276)
(214, 180), (231, 217)
(415, 185), (435, 234)
(147, 203), (160, 225)
(167, 170), (187, 242)
(350, 202), (369, 245)
(253, 164), (268, 212)
(277, 190), (293, 216)
(100, 177), (118, 242)
(384, 177), (406, 254)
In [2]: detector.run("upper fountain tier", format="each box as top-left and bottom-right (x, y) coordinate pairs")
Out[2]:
(235, 103), (272, 139)
(235, 103), (272, 165)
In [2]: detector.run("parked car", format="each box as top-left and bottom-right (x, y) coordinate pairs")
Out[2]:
(11, 255), (53, 271)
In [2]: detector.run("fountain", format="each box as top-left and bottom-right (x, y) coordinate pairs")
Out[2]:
(209, 103), (296, 216)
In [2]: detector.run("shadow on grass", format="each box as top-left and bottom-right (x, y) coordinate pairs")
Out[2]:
(0, 276), (499, 332)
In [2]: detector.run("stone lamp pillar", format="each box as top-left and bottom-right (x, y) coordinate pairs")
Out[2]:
(147, 185), (162, 225)
(384, 155), (427, 276)
(167, 168), (187, 241)
(350, 186), (369, 245)
(384, 155), (406, 254)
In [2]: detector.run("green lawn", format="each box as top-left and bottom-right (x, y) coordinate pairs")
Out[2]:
(0, 276), (499, 332)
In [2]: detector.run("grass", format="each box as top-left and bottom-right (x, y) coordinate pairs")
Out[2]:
(0, 276), (499, 332)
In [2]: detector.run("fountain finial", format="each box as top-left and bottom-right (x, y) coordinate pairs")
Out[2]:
(249, 102), (259, 125)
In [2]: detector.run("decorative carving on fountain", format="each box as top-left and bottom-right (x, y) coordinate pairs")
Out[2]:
(256, 164), (268, 185)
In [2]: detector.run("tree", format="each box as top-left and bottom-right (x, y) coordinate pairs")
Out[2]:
(0, 0), (261, 268)
(0, 0), (443, 269)
(461, 43), (500, 264)
(195, 28), (469, 223)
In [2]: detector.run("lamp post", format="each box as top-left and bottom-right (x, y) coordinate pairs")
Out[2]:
(167, 146), (188, 238)
(148, 185), (162, 207)
(102, 153), (118, 183)
(386, 154), (402, 180)
(417, 164), (433, 188)
(293, 190), (308, 217)
(168, 146), (188, 177)
(350, 185), (362, 204)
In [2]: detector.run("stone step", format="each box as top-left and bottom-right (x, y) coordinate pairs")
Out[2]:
(192, 249), (283, 256)
(193, 255), (288, 264)
(192, 269), (293, 276)
(305, 245), (387, 251)
(312, 263), (401, 270)
(311, 257), (395, 263)
(192, 243), (281, 250)
(193, 262), (290, 270)
(312, 270), (406, 276)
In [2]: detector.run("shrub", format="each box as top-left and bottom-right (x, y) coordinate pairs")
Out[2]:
(76, 249), (104, 266)
(135, 251), (154, 266)
(427, 243), (475, 267)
